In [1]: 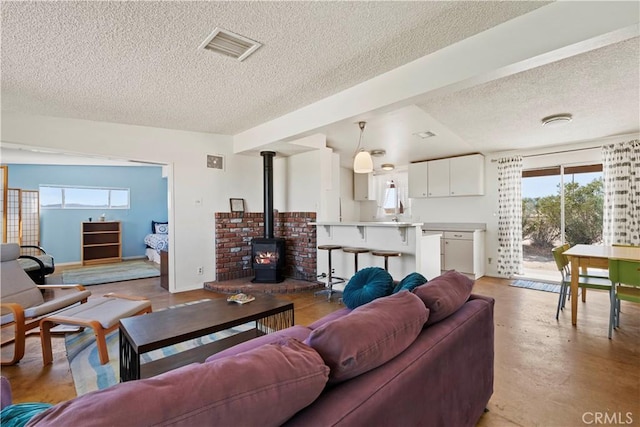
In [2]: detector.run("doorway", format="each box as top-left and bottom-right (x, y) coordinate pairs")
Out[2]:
(521, 163), (603, 280)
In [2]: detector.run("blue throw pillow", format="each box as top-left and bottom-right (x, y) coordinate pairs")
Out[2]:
(342, 267), (394, 309)
(393, 272), (428, 294)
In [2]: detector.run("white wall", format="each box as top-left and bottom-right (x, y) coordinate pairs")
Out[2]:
(1, 111), (264, 292)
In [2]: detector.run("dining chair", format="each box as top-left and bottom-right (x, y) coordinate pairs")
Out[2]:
(608, 258), (640, 333)
(552, 245), (615, 338)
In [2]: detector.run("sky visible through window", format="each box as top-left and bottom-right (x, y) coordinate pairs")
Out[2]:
(40, 185), (129, 209)
(522, 172), (601, 198)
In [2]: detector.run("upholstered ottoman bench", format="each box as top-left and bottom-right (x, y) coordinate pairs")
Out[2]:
(40, 293), (152, 365)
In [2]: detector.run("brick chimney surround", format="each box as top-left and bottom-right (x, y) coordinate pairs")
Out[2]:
(213, 211), (317, 282)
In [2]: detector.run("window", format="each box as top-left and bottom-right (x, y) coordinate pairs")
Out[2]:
(374, 171), (409, 217)
(40, 185), (130, 209)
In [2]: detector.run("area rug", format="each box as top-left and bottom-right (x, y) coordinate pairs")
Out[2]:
(510, 279), (561, 293)
(62, 260), (159, 286)
(65, 299), (252, 395)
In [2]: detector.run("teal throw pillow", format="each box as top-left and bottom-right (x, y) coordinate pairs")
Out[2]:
(393, 272), (428, 294)
(342, 267), (394, 309)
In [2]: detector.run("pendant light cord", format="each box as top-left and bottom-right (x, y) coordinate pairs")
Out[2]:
(353, 121), (366, 157)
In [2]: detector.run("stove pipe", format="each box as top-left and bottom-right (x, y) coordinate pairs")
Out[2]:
(261, 151), (276, 239)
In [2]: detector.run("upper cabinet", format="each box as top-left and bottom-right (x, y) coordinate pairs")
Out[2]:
(448, 154), (485, 196)
(353, 172), (376, 201)
(426, 159), (450, 197)
(409, 154), (485, 198)
(408, 162), (429, 198)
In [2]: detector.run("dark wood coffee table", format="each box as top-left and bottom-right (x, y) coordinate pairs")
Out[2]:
(118, 296), (294, 381)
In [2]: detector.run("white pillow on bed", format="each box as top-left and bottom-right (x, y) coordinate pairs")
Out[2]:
(154, 223), (168, 234)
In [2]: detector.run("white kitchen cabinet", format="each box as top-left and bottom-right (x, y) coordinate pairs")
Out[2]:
(449, 154), (485, 196)
(427, 159), (449, 197)
(425, 228), (485, 279)
(408, 162), (429, 198)
(443, 231), (474, 273)
(353, 172), (375, 201)
(426, 154), (484, 197)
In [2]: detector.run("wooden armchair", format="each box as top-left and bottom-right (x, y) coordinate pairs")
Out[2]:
(1, 243), (91, 365)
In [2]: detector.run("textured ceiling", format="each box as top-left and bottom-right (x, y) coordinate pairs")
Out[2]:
(1, 1), (545, 135)
(1, 1), (638, 169)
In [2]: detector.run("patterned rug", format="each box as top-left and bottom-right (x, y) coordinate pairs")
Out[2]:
(62, 260), (159, 286)
(510, 279), (561, 293)
(65, 299), (252, 395)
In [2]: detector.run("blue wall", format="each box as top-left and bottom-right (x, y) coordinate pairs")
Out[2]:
(7, 164), (167, 263)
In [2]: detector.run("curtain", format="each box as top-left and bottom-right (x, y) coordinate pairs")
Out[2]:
(496, 156), (523, 277)
(602, 139), (640, 245)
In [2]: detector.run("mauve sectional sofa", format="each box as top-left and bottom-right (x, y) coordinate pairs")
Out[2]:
(22, 270), (494, 427)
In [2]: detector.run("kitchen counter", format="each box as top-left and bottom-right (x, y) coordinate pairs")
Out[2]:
(310, 221), (423, 227)
(421, 222), (486, 232)
(310, 221), (440, 283)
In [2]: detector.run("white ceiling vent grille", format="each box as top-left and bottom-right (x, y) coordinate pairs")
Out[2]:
(198, 28), (262, 61)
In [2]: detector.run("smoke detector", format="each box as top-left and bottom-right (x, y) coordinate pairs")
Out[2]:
(198, 28), (262, 61)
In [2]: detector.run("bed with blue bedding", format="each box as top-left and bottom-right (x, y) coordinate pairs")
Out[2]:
(145, 221), (168, 263)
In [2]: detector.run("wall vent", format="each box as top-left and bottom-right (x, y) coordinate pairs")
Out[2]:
(207, 155), (224, 170)
(198, 28), (262, 61)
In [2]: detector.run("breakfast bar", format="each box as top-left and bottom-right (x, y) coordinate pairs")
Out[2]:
(310, 221), (441, 284)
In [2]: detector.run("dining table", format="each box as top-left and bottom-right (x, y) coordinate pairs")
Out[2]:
(563, 244), (640, 326)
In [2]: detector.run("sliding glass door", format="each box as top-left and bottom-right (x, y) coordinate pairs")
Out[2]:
(521, 164), (603, 279)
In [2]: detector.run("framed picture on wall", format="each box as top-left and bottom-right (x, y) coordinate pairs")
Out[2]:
(230, 198), (245, 213)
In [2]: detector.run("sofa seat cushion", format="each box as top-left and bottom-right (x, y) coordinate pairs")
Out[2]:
(342, 267), (394, 309)
(26, 338), (329, 427)
(205, 325), (312, 363)
(413, 270), (474, 325)
(305, 291), (428, 384)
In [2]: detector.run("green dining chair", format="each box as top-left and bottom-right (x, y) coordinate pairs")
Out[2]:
(608, 258), (640, 333)
(552, 245), (614, 338)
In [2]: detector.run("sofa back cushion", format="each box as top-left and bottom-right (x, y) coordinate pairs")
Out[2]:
(205, 325), (312, 363)
(305, 291), (428, 384)
(27, 338), (329, 427)
(413, 270), (474, 325)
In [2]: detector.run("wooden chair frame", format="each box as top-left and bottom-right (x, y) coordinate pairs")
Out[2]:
(40, 293), (152, 365)
(1, 284), (89, 365)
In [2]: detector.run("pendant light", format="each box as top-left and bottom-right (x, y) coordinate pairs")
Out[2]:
(353, 121), (373, 174)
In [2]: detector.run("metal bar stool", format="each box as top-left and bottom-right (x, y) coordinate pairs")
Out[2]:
(315, 245), (346, 302)
(372, 250), (402, 271)
(342, 247), (370, 274)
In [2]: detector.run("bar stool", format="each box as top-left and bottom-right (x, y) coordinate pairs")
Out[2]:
(315, 245), (346, 302)
(342, 247), (369, 275)
(372, 250), (402, 271)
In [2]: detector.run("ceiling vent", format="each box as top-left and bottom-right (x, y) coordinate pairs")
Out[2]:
(198, 28), (262, 61)
(207, 155), (224, 170)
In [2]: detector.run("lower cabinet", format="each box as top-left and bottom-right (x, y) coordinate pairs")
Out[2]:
(427, 229), (485, 279)
(444, 232), (474, 273)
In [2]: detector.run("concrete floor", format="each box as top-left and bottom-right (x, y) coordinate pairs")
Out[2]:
(2, 274), (639, 426)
